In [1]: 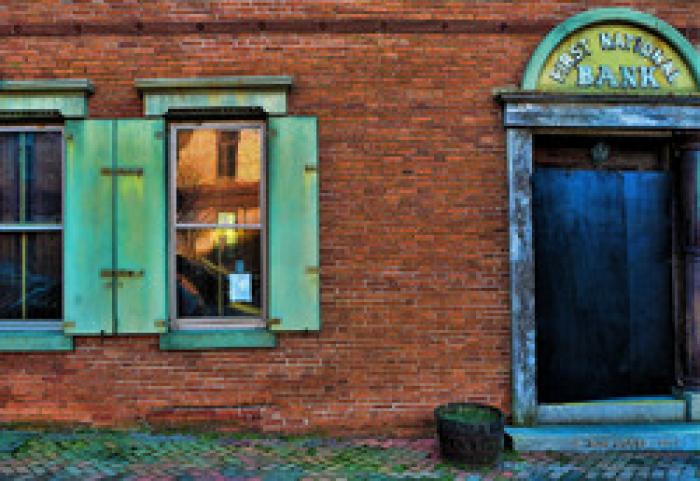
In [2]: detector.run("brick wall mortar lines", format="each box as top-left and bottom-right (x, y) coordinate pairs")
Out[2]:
(0, 1), (694, 434)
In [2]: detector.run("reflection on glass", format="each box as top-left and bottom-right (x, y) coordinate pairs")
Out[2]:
(0, 132), (62, 224)
(0, 235), (21, 318)
(177, 128), (261, 224)
(177, 229), (261, 318)
(0, 233), (61, 319)
(26, 233), (62, 319)
(0, 134), (19, 223)
(26, 133), (62, 223)
(218, 130), (239, 177)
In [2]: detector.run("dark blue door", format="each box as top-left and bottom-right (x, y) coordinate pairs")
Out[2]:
(534, 168), (673, 403)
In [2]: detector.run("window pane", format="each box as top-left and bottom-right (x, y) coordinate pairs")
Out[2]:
(0, 234), (21, 318)
(0, 233), (62, 320)
(0, 134), (19, 223)
(26, 232), (62, 319)
(176, 228), (261, 318)
(176, 128), (261, 224)
(26, 132), (62, 223)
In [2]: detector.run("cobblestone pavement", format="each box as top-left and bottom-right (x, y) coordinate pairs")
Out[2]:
(0, 430), (700, 480)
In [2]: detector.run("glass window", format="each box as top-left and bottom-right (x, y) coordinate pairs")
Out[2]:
(0, 129), (63, 322)
(172, 124), (264, 324)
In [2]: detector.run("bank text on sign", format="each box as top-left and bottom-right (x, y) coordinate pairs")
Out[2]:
(537, 24), (695, 93)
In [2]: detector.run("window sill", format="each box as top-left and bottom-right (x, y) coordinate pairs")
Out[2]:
(159, 329), (276, 350)
(0, 331), (73, 352)
(171, 318), (266, 331)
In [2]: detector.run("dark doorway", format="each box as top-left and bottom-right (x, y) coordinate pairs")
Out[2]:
(534, 137), (675, 404)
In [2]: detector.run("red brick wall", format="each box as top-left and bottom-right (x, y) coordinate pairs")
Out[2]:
(0, 1), (696, 434)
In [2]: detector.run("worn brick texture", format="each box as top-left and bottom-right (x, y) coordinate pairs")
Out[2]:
(0, 1), (697, 434)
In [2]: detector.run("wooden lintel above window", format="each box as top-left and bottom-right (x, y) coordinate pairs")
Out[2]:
(135, 76), (293, 117)
(134, 76), (293, 91)
(0, 79), (93, 119)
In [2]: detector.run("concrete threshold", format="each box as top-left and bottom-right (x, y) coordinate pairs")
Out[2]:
(506, 423), (700, 451)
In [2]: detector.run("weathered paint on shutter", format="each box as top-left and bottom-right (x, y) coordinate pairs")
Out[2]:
(64, 120), (114, 335)
(114, 119), (167, 333)
(267, 116), (320, 331)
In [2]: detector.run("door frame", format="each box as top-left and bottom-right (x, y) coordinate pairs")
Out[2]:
(499, 91), (700, 425)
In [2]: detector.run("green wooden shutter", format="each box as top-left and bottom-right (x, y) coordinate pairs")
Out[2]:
(64, 120), (114, 335)
(114, 119), (167, 334)
(268, 116), (320, 331)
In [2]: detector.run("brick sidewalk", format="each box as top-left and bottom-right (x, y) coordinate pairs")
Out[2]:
(0, 430), (699, 480)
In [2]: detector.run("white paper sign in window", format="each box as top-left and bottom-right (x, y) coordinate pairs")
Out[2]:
(229, 272), (252, 303)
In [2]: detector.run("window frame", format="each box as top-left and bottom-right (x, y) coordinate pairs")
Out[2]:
(168, 121), (267, 331)
(0, 125), (64, 331)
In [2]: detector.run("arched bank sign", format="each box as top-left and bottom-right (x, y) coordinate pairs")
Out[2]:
(541, 24), (695, 91)
(521, 8), (700, 93)
(500, 8), (700, 443)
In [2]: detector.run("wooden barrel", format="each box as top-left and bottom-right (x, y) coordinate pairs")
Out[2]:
(435, 403), (504, 466)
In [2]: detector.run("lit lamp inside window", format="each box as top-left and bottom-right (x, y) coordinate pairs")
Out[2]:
(217, 212), (238, 245)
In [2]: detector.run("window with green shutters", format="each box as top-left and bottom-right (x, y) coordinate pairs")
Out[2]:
(0, 78), (320, 351)
(160, 116), (320, 348)
(62, 115), (320, 348)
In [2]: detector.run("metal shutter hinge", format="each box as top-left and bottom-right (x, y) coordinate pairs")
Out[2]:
(63, 321), (76, 330)
(266, 318), (281, 329)
(100, 167), (144, 176)
(100, 268), (145, 278)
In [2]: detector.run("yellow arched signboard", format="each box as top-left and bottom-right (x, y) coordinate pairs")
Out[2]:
(537, 23), (696, 93)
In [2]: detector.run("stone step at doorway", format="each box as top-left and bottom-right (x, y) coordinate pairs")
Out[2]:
(506, 423), (700, 452)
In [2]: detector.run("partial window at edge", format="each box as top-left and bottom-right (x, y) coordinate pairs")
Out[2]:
(0, 130), (63, 321)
